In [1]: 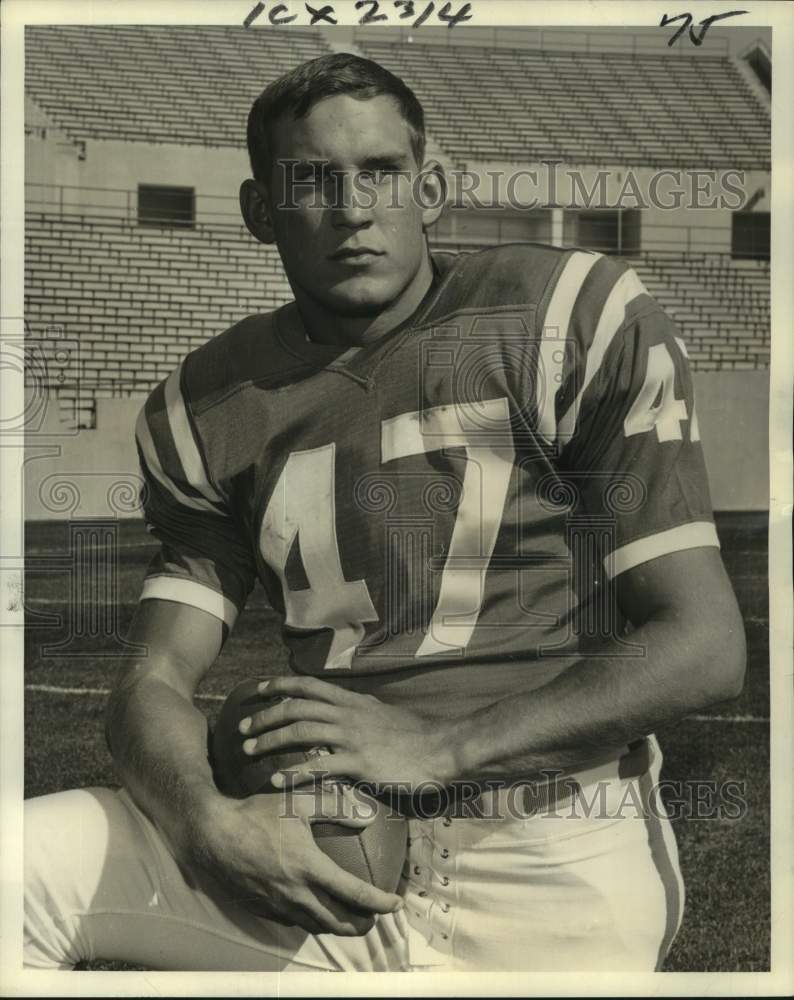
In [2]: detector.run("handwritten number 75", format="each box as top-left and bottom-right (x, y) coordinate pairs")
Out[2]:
(661, 9), (748, 46)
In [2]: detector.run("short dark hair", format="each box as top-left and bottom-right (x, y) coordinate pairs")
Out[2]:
(247, 52), (426, 183)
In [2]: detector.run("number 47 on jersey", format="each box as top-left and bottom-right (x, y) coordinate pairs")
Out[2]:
(261, 340), (698, 670)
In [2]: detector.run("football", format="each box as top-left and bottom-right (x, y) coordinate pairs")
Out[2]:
(210, 679), (408, 894)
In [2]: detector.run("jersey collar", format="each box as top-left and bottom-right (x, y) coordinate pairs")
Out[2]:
(274, 252), (462, 381)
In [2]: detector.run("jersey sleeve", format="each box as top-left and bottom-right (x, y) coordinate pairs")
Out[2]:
(135, 366), (257, 629)
(553, 259), (718, 580)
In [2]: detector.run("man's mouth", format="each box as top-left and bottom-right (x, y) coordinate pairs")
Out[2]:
(328, 247), (385, 261)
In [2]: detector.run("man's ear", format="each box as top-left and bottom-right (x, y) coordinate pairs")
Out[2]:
(418, 160), (447, 229)
(240, 178), (275, 244)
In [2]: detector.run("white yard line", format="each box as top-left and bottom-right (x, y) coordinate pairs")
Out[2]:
(25, 683), (224, 702)
(24, 598), (270, 609)
(688, 713), (769, 723)
(23, 684), (770, 721)
(24, 544), (156, 555)
(22, 599), (136, 606)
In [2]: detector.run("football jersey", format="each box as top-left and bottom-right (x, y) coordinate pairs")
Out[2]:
(136, 245), (718, 717)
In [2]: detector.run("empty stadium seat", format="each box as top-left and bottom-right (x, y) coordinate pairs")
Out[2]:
(359, 41), (770, 169)
(630, 251), (770, 369)
(24, 211), (770, 428)
(25, 28), (770, 169)
(25, 26), (332, 150)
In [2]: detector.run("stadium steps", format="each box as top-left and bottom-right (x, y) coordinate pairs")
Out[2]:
(631, 252), (770, 367)
(24, 213), (294, 425)
(24, 28), (770, 168)
(359, 41), (770, 169)
(25, 26), (332, 148)
(24, 211), (770, 428)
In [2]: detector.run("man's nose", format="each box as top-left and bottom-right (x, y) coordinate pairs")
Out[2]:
(330, 173), (372, 228)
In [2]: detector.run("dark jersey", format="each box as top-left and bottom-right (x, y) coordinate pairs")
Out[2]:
(137, 245), (717, 715)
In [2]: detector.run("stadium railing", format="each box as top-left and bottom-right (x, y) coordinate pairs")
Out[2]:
(355, 25), (731, 57)
(24, 183), (771, 260)
(23, 185), (770, 427)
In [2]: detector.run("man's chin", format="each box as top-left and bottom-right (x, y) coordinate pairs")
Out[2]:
(322, 285), (396, 318)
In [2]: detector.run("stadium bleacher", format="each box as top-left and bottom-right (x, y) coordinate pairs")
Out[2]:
(26, 27), (770, 170)
(25, 213), (292, 427)
(24, 27), (771, 426)
(631, 253), (770, 370)
(359, 41), (770, 169)
(25, 209), (770, 426)
(25, 26), (330, 148)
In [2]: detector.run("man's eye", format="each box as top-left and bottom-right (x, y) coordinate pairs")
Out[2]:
(294, 166), (334, 186)
(364, 168), (397, 184)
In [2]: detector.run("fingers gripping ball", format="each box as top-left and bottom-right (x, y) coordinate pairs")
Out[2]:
(210, 679), (407, 894)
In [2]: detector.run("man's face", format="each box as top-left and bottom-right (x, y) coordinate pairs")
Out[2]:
(265, 94), (430, 317)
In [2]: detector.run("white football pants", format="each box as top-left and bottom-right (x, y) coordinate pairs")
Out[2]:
(24, 737), (683, 972)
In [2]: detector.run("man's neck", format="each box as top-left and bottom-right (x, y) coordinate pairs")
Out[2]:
(295, 252), (436, 348)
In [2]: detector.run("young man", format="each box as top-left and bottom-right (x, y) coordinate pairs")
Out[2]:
(24, 53), (745, 972)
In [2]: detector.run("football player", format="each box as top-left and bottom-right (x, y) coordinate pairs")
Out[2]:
(24, 53), (745, 972)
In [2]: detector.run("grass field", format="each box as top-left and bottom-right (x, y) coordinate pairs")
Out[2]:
(23, 511), (770, 972)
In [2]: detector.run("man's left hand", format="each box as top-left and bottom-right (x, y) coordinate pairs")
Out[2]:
(238, 675), (457, 791)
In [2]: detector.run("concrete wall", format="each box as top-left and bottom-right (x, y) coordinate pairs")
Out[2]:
(25, 398), (144, 521)
(694, 371), (769, 511)
(26, 126), (248, 227)
(23, 372), (769, 521)
(454, 163), (771, 254)
(25, 124), (771, 255)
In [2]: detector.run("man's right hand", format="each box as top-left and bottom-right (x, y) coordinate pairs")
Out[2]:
(190, 784), (404, 937)
(110, 601), (402, 937)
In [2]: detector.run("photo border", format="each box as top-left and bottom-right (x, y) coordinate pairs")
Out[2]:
(1, 0), (791, 995)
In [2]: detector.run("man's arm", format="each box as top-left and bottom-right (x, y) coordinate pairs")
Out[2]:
(106, 598), (403, 935)
(106, 599), (226, 860)
(123, 371), (402, 932)
(446, 544), (746, 780)
(239, 545), (745, 788)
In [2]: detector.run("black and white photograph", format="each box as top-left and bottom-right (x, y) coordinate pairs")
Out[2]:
(1, 0), (791, 994)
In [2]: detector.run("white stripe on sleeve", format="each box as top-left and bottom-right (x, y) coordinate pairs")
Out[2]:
(140, 575), (239, 627)
(557, 268), (648, 444)
(136, 405), (225, 516)
(536, 251), (601, 445)
(164, 364), (225, 504)
(605, 521), (720, 579)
